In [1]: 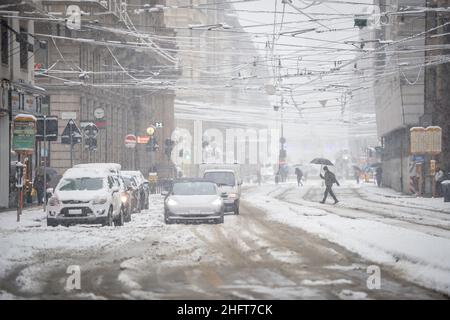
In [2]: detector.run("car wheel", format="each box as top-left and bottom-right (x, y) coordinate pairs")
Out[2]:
(124, 206), (131, 222)
(234, 203), (240, 215)
(103, 207), (114, 227)
(216, 215), (224, 224)
(47, 219), (58, 227)
(164, 210), (173, 224)
(115, 208), (124, 226)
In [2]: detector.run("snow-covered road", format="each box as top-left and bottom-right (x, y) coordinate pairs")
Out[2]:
(0, 183), (448, 299)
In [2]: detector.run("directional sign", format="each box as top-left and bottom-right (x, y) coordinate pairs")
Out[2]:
(36, 116), (58, 141)
(83, 122), (99, 138)
(137, 136), (150, 144)
(61, 119), (82, 145)
(124, 134), (137, 148)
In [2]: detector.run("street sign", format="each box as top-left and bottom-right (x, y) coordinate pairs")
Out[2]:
(13, 114), (36, 153)
(410, 126), (442, 155)
(61, 119), (82, 145)
(124, 134), (137, 148)
(36, 116), (58, 141)
(61, 112), (77, 120)
(137, 136), (150, 144)
(83, 122), (99, 138)
(94, 107), (105, 120)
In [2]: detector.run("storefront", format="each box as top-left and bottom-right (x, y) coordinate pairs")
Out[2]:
(0, 79), (46, 208)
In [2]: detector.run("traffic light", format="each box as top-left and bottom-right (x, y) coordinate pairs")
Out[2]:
(165, 139), (175, 158)
(85, 137), (97, 151)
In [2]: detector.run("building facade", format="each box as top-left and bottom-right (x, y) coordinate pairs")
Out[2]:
(373, 0), (449, 194)
(1, 1), (47, 208)
(33, 0), (177, 179)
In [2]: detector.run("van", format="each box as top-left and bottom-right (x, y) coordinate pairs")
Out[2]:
(199, 164), (242, 215)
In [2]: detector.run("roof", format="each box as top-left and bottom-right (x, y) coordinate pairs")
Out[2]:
(173, 178), (215, 183)
(74, 163), (121, 171)
(62, 168), (110, 179)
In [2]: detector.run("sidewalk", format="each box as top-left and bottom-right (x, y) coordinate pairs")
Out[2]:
(358, 183), (450, 214)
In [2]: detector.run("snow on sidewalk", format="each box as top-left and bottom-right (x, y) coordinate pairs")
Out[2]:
(243, 184), (450, 295)
(357, 183), (450, 214)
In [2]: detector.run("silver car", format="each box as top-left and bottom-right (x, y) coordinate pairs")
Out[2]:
(163, 179), (225, 224)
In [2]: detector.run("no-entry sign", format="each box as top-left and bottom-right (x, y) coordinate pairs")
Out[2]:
(125, 134), (137, 148)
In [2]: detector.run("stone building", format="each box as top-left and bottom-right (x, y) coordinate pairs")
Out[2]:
(373, 0), (449, 194)
(0, 1), (47, 208)
(33, 0), (177, 178)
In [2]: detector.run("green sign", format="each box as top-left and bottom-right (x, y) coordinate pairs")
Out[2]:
(13, 121), (36, 152)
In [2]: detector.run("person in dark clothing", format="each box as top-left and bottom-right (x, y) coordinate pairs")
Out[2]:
(320, 166), (340, 204)
(295, 168), (303, 186)
(375, 167), (382, 187)
(33, 164), (50, 205)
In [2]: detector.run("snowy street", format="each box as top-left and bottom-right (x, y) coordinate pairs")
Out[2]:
(0, 182), (448, 300)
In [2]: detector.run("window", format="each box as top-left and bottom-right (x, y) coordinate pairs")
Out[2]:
(172, 182), (217, 196)
(203, 172), (236, 186)
(1, 20), (8, 65)
(19, 27), (28, 70)
(58, 178), (104, 191)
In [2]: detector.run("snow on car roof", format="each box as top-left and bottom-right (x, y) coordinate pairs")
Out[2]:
(74, 163), (121, 170)
(62, 167), (110, 179)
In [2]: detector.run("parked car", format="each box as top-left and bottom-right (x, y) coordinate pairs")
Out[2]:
(73, 162), (130, 218)
(46, 168), (125, 227)
(199, 164), (242, 215)
(163, 178), (225, 224)
(121, 170), (150, 210)
(122, 175), (141, 213)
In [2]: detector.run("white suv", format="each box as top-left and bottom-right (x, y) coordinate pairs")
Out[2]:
(47, 168), (124, 227)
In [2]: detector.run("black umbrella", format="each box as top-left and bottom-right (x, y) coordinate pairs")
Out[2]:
(310, 158), (334, 166)
(369, 162), (382, 168)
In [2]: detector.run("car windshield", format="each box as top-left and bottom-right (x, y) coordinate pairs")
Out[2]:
(204, 172), (235, 186)
(172, 182), (217, 196)
(123, 177), (134, 187)
(58, 177), (104, 191)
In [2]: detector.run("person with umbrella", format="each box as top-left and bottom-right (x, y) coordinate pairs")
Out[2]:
(320, 166), (340, 204)
(353, 165), (362, 184)
(295, 167), (304, 186)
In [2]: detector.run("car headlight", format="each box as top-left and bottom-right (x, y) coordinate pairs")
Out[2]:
(167, 198), (178, 206)
(227, 193), (237, 199)
(93, 197), (108, 205)
(212, 198), (222, 206)
(48, 196), (60, 206)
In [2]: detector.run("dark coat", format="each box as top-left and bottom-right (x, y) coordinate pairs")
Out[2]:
(320, 170), (339, 187)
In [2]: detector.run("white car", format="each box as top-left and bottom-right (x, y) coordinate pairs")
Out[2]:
(46, 168), (125, 227)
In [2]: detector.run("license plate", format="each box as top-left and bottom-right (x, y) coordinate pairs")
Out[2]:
(69, 209), (82, 215)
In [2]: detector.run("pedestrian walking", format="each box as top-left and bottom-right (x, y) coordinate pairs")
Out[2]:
(320, 166), (340, 204)
(375, 166), (382, 187)
(435, 166), (445, 197)
(295, 167), (303, 186)
(33, 162), (50, 205)
(354, 168), (361, 184)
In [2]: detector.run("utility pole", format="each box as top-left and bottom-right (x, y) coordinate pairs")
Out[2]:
(43, 115), (47, 211)
(69, 122), (73, 168)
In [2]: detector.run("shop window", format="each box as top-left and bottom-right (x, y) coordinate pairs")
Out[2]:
(19, 27), (28, 70)
(1, 20), (8, 65)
